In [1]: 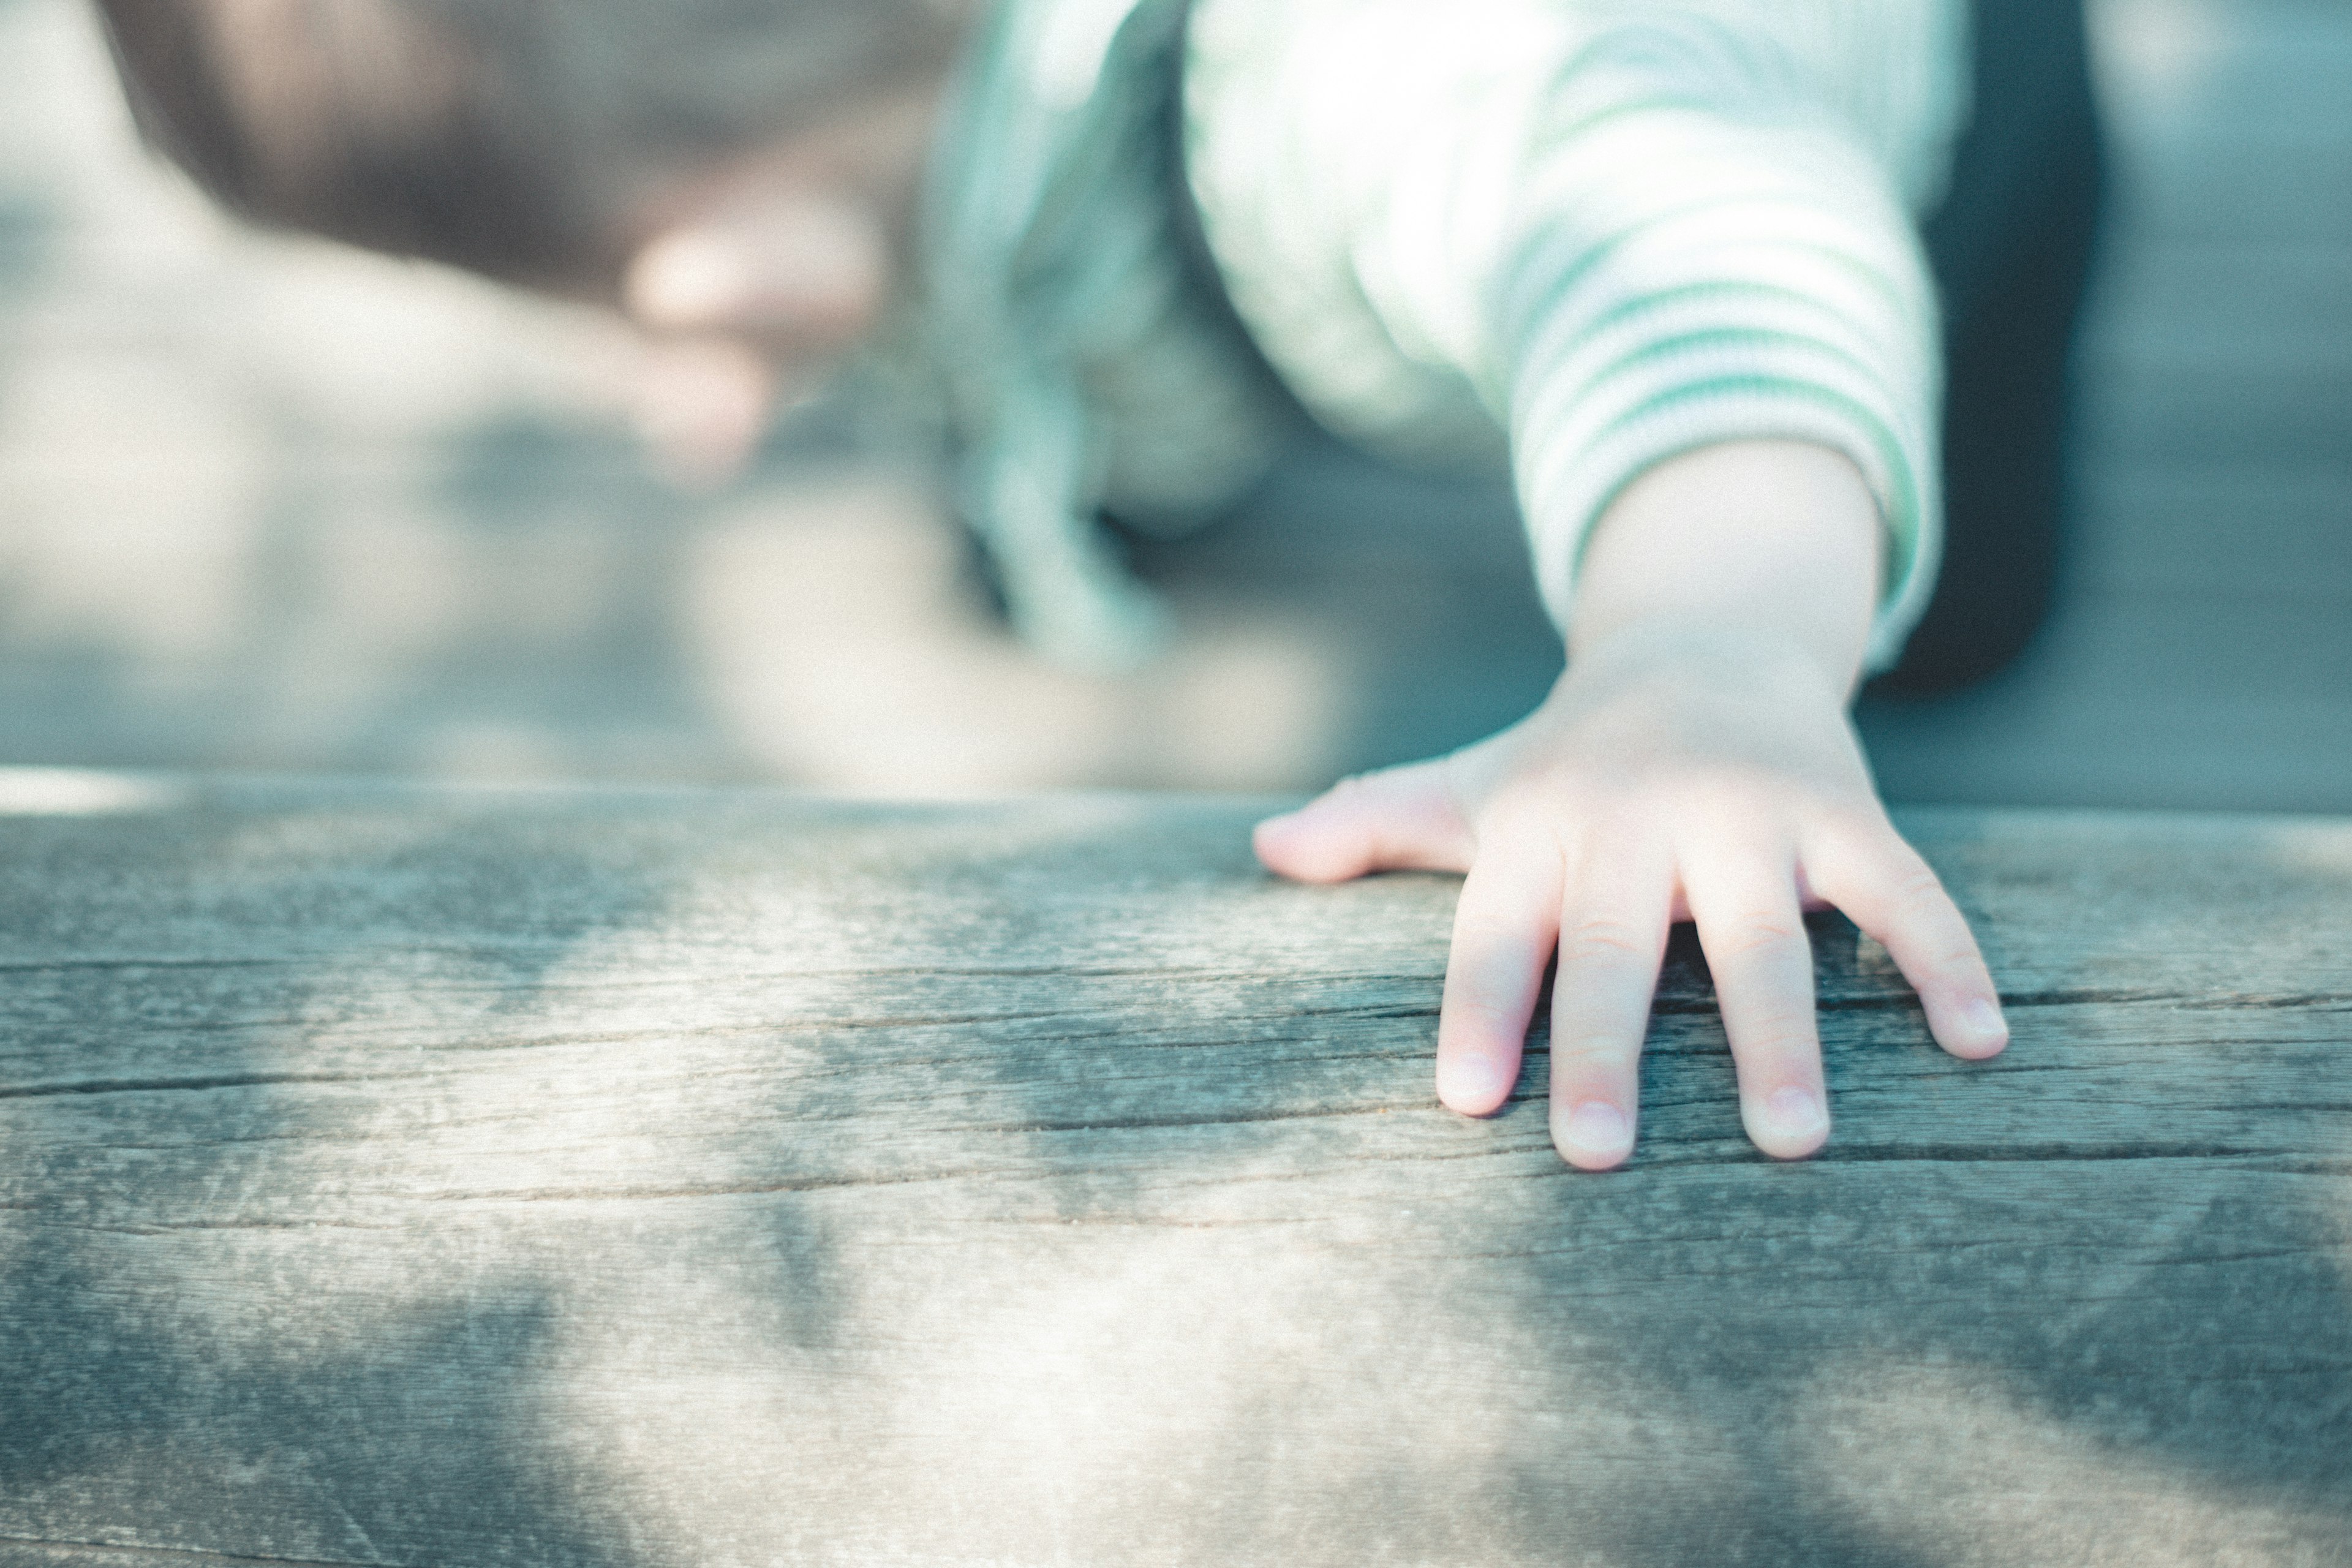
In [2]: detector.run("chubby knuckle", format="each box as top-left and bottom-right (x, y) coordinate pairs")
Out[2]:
(1564, 916), (1652, 964)
(1451, 903), (1534, 946)
(1885, 859), (1949, 908)
(1446, 993), (1526, 1035)
(1928, 934), (1988, 973)
(1481, 788), (1577, 844)
(1937, 951), (1989, 983)
(1731, 1011), (1818, 1057)
(1708, 910), (1804, 959)
(1553, 1033), (1638, 1070)
(1888, 879), (1979, 956)
(1818, 798), (1894, 835)
(1665, 764), (1780, 820)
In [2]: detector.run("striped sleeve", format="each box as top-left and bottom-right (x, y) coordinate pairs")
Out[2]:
(1493, 19), (1945, 669)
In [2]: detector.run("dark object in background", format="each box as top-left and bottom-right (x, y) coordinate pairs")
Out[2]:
(1880, 0), (2109, 695)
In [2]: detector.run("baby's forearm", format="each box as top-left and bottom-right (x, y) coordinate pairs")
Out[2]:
(1565, 440), (1883, 700)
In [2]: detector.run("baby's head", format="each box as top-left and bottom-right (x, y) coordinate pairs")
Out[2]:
(94, 0), (975, 470)
(94, 0), (968, 288)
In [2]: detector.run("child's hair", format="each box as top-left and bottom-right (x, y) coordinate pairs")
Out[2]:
(92, 0), (968, 290)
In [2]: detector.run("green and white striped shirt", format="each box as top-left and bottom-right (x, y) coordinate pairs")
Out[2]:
(1186, 0), (1968, 668)
(924, 0), (1970, 670)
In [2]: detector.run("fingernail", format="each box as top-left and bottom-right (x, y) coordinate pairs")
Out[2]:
(1962, 997), (2009, 1043)
(1250, 814), (1302, 865)
(1439, 1054), (1507, 1108)
(1557, 1101), (1633, 1162)
(1762, 1085), (1827, 1140)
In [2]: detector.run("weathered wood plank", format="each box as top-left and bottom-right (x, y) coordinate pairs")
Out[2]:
(1, 784), (2348, 1566)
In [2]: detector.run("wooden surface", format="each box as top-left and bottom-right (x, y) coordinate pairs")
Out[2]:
(2, 782), (2349, 1566)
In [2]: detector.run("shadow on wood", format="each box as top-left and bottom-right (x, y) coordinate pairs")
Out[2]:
(1, 785), (2348, 1565)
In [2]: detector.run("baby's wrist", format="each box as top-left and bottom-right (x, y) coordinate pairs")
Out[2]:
(1558, 440), (1882, 696)
(1566, 616), (1859, 709)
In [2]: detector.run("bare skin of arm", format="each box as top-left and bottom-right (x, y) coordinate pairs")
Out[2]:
(1254, 439), (2008, 1169)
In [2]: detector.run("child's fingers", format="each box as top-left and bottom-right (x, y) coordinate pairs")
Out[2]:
(1547, 843), (1672, 1170)
(1253, 761), (1476, 884)
(1435, 845), (1563, 1117)
(1803, 818), (2008, 1060)
(1684, 854), (1830, 1159)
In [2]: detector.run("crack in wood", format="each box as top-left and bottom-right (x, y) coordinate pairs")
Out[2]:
(1811, 1144), (2338, 1166)
(28, 1217), (418, 1237)
(0, 1535), (393, 1568)
(2174, 992), (2352, 1012)
(396, 1168), (1009, 1204)
(0, 1070), (440, 1100)
(0, 957), (301, 976)
(998, 1102), (1412, 1135)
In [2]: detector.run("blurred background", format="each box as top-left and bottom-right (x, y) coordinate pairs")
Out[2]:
(0, 0), (2344, 803)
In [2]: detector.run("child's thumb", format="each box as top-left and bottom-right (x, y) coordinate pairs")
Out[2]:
(1253, 761), (1476, 884)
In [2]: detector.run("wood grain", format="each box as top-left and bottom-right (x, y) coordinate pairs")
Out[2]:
(2, 785), (2348, 1566)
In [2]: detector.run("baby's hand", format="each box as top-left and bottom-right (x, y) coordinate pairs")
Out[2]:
(1254, 442), (2008, 1169)
(1255, 631), (2006, 1166)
